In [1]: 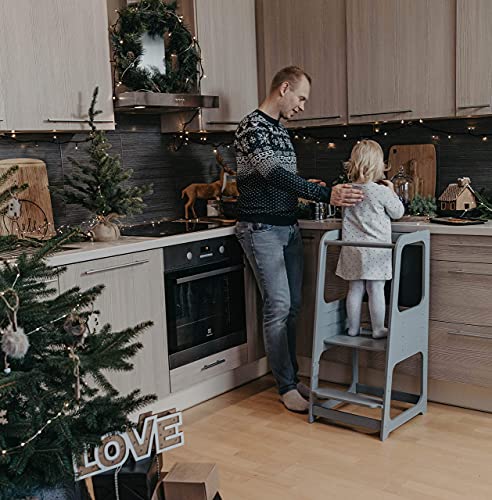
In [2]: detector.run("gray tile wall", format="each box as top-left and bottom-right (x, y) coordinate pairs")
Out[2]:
(1, 115), (491, 227)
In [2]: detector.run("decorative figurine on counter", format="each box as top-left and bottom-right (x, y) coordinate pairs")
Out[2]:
(438, 177), (477, 212)
(181, 152), (239, 220)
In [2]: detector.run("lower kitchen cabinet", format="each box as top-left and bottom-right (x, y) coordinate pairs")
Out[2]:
(427, 234), (492, 393)
(296, 230), (321, 357)
(170, 344), (248, 393)
(429, 320), (492, 388)
(58, 249), (170, 400)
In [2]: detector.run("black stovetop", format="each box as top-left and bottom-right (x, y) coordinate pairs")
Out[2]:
(119, 219), (231, 238)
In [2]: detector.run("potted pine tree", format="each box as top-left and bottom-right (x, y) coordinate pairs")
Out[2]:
(62, 87), (152, 242)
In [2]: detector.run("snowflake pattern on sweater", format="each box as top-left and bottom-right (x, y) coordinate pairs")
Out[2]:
(234, 110), (331, 225)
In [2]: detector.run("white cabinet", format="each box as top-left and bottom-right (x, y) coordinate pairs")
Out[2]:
(58, 250), (170, 400)
(195, 0), (258, 131)
(456, 0), (492, 117)
(0, 0), (114, 132)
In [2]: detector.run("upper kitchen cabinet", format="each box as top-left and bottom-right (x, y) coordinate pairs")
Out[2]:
(0, 0), (114, 132)
(0, 49), (6, 129)
(196, 0), (258, 131)
(347, 0), (455, 123)
(256, 0), (347, 127)
(456, 0), (492, 117)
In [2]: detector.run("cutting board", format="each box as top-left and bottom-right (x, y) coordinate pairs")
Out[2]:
(0, 158), (56, 239)
(387, 144), (437, 198)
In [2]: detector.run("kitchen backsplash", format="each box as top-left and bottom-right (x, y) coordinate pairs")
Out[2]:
(0, 115), (491, 226)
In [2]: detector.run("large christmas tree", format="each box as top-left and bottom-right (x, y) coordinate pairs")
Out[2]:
(0, 168), (155, 497)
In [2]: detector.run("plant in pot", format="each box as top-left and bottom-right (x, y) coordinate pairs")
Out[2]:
(62, 88), (152, 241)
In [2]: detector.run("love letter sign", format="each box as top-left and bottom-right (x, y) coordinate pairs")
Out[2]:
(75, 408), (184, 481)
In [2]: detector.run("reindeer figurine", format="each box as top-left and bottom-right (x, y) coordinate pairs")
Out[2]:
(181, 152), (239, 219)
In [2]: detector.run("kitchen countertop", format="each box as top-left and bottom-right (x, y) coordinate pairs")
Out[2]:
(48, 225), (236, 266)
(47, 217), (492, 266)
(299, 217), (492, 236)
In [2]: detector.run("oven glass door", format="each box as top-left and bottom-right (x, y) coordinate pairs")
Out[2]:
(165, 262), (246, 368)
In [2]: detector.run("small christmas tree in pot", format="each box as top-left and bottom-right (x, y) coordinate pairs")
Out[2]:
(62, 87), (152, 242)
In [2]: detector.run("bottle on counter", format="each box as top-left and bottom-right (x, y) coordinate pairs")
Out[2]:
(391, 165), (415, 212)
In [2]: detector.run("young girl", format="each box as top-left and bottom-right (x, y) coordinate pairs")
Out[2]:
(336, 140), (405, 339)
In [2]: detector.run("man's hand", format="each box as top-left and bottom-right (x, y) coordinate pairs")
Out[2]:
(330, 183), (364, 207)
(308, 178), (327, 187)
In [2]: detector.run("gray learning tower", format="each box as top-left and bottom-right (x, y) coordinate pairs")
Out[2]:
(309, 229), (430, 440)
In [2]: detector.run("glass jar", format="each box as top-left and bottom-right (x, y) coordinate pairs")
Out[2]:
(391, 165), (415, 211)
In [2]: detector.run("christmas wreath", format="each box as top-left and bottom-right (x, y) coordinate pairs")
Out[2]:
(110, 0), (203, 93)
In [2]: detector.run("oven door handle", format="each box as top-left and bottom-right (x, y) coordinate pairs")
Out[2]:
(175, 264), (244, 285)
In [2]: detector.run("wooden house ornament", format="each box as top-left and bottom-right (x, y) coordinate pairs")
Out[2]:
(438, 177), (477, 211)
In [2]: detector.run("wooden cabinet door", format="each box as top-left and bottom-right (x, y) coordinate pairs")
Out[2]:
(58, 250), (170, 400)
(456, 0), (492, 117)
(196, 0), (258, 131)
(0, 0), (114, 132)
(256, 0), (347, 127)
(347, 0), (454, 123)
(296, 230), (321, 358)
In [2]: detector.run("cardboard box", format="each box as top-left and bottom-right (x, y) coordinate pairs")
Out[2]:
(163, 463), (219, 500)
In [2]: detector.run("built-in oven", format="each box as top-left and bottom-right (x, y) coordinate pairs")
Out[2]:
(163, 235), (246, 369)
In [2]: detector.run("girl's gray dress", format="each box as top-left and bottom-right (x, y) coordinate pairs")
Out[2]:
(336, 182), (405, 280)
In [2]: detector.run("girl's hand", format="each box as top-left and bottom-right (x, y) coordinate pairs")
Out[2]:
(308, 178), (327, 187)
(379, 179), (395, 192)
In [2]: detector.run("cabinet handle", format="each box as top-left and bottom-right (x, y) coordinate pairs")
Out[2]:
(448, 269), (492, 277)
(447, 243), (492, 248)
(201, 358), (226, 371)
(83, 259), (149, 275)
(457, 104), (490, 109)
(45, 118), (114, 124)
(206, 121), (239, 125)
(0, 119), (3, 122)
(288, 115), (341, 122)
(447, 330), (492, 340)
(302, 235), (316, 240)
(349, 109), (412, 118)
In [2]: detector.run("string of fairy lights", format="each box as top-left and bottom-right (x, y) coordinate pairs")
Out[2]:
(0, 261), (88, 457)
(170, 117), (492, 152)
(1, 402), (70, 456)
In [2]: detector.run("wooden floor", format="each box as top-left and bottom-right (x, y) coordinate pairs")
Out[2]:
(165, 375), (492, 500)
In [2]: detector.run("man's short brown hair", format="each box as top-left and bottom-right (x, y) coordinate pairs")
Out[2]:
(270, 66), (312, 94)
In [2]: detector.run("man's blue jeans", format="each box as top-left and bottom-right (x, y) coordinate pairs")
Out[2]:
(236, 222), (303, 395)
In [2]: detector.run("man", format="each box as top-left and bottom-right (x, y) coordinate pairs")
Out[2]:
(234, 66), (364, 413)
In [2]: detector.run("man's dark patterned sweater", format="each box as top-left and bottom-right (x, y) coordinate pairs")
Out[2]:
(234, 109), (331, 225)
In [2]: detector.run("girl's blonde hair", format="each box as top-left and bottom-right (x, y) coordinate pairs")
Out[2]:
(344, 139), (386, 183)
